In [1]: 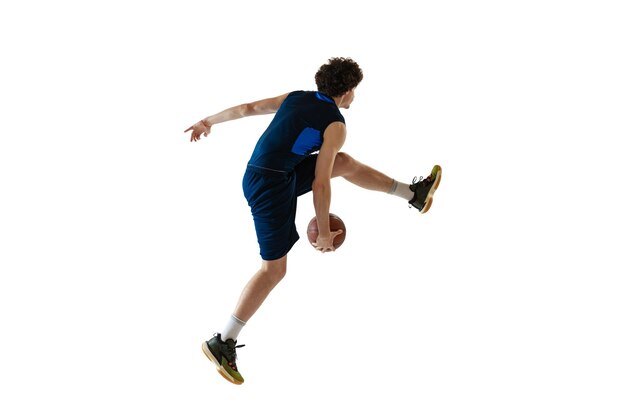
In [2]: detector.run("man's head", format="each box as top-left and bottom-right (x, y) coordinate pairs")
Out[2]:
(315, 57), (363, 107)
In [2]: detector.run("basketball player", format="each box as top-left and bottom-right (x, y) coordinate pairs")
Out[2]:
(184, 58), (442, 384)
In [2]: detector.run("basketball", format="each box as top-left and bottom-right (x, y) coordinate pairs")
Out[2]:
(306, 213), (346, 249)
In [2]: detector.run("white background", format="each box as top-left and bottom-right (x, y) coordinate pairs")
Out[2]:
(1, 1), (625, 417)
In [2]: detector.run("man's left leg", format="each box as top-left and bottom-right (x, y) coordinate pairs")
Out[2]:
(203, 256), (288, 385)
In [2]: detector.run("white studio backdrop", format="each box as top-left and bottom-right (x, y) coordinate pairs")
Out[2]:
(1, 1), (625, 417)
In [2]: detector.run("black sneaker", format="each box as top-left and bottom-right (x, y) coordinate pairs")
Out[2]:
(409, 165), (442, 213)
(202, 333), (245, 385)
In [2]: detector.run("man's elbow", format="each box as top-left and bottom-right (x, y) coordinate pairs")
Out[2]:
(312, 178), (330, 193)
(242, 101), (274, 117)
(240, 103), (254, 117)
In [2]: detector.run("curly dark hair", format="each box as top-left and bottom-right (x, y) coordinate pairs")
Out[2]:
(315, 57), (363, 97)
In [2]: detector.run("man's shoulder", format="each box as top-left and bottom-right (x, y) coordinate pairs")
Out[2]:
(284, 91), (343, 121)
(286, 90), (312, 99)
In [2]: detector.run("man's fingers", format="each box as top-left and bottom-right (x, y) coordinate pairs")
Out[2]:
(184, 126), (192, 132)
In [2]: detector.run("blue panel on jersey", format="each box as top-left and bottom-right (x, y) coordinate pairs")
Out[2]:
(291, 127), (322, 155)
(316, 92), (334, 103)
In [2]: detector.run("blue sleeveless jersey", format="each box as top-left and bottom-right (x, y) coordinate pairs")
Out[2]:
(247, 91), (345, 172)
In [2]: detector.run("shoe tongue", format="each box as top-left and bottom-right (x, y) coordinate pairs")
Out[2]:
(225, 339), (237, 348)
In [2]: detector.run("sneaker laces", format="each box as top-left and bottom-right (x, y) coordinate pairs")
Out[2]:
(412, 174), (433, 187)
(409, 175), (433, 208)
(214, 333), (246, 352)
(222, 340), (245, 371)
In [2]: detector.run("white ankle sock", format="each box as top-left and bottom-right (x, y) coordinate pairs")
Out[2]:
(221, 315), (246, 342)
(388, 179), (414, 201)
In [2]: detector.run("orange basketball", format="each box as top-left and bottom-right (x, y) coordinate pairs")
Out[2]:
(306, 213), (346, 249)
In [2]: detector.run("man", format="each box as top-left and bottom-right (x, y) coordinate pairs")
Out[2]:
(184, 57), (441, 385)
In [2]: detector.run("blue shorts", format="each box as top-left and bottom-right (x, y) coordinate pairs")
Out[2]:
(242, 155), (318, 260)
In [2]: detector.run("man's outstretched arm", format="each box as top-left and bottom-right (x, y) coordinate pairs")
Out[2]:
(184, 92), (290, 142)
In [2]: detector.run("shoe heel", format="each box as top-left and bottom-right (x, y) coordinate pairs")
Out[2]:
(421, 197), (433, 214)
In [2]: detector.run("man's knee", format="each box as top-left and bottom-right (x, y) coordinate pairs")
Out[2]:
(272, 263), (287, 280)
(263, 258), (287, 282)
(333, 152), (355, 177)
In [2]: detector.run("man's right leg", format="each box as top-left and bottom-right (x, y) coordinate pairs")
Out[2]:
(203, 256), (288, 385)
(331, 152), (441, 213)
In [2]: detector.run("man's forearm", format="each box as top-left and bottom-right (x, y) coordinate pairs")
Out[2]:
(201, 94), (288, 128)
(312, 181), (332, 236)
(202, 103), (249, 126)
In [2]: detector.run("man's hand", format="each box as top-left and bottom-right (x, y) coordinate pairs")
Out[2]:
(313, 229), (343, 253)
(184, 120), (211, 142)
